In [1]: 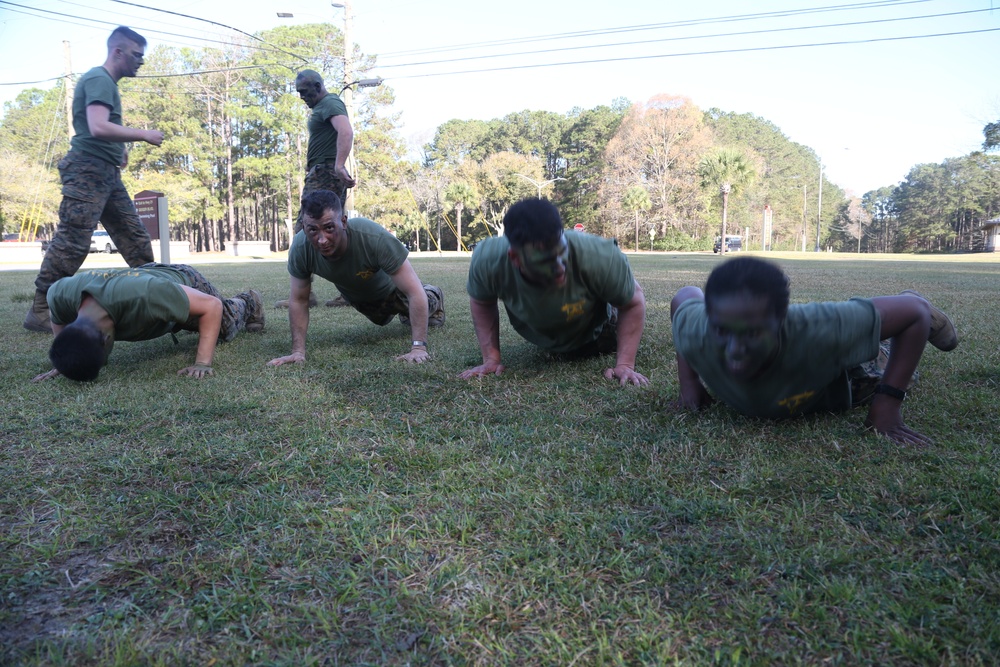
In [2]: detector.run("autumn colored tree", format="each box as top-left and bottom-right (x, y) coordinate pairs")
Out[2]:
(602, 95), (712, 239)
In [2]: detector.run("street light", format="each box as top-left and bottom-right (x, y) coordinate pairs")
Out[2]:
(514, 173), (565, 199)
(340, 77), (383, 92)
(815, 162), (824, 252)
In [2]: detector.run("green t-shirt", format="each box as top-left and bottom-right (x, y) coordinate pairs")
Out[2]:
(47, 266), (193, 341)
(466, 232), (636, 353)
(672, 298), (881, 418)
(287, 217), (408, 304)
(69, 67), (124, 166)
(305, 93), (348, 170)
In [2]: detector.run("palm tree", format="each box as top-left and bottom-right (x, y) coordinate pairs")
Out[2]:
(621, 186), (652, 251)
(444, 181), (479, 251)
(698, 148), (756, 254)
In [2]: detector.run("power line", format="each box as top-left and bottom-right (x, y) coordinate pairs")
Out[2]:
(378, 0), (935, 58)
(0, 1), (302, 57)
(54, 0), (214, 36)
(385, 26), (1000, 81)
(0, 64), (301, 87)
(109, 0), (310, 63)
(133, 64), (299, 78)
(375, 6), (992, 71)
(0, 76), (70, 87)
(0, 2), (113, 33)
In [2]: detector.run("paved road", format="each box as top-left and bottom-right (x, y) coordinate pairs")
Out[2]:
(0, 251), (286, 273)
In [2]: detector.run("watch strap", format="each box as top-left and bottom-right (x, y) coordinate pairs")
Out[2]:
(874, 383), (907, 400)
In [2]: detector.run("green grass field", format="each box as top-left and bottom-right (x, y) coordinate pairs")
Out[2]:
(1, 253), (998, 666)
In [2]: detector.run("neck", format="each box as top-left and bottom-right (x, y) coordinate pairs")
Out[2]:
(102, 62), (124, 83)
(78, 296), (115, 336)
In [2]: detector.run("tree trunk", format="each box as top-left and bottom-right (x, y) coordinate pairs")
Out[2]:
(634, 210), (639, 251)
(223, 78), (234, 250)
(720, 190), (729, 255)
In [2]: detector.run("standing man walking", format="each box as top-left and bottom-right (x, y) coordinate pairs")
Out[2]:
(24, 26), (165, 333)
(275, 69), (357, 309)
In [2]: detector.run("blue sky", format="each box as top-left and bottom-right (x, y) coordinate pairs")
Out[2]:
(1, 0), (997, 195)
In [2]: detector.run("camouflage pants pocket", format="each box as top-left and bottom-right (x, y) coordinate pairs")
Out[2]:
(152, 264), (246, 342)
(849, 341), (918, 407)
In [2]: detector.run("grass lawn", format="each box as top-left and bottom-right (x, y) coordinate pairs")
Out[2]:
(1, 252), (998, 665)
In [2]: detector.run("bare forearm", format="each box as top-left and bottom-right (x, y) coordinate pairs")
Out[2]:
(195, 307), (222, 366)
(335, 131), (353, 169)
(872, 294), (930, 389)
(407, 294), (430, 343)
(677, 354), (704, 394)
(90, 119), (155, 143)
(613, 301), (645, 369)
(289, 302), (309, 356)
(471, 299), (502, 363)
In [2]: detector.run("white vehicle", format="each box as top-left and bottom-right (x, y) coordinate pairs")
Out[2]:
(89, 230), (118, 254)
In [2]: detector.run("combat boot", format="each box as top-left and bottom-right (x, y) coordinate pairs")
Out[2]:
(901, 290), (958, 351)
(245, 290), (265, 332)
(23, 291), (52, 333)
(427, 285), (445, 327)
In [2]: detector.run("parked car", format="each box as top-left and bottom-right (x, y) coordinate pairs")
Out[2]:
(713, 235), (742, 253)
(90, 230), (118, 254)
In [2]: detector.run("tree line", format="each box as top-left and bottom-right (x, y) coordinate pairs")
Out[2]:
(2, 23), (998, 253)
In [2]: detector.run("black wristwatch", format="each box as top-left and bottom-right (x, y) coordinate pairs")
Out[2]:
(874, 383), (907, 400)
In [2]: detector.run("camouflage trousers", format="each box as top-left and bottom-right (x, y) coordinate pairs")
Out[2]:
(142, 263), (258, 343)
(849, 340), (918, 407)
(35, 152), (154, 294)
(293, 162), (351, 233)
(352, 284), (443, 327)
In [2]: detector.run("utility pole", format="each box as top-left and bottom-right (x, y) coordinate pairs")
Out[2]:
(63, 41), (74, 138)
(801, 184), (807, 252)
(815, 163), (824, 252)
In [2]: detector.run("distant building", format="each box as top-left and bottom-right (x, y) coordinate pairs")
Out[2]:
(982, 217), (1000, 252)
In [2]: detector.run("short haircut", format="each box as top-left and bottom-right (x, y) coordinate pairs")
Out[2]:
(704, 256), (791, 321)
(108, 26), (146, 50)
(49, 318), (106, 382)
(503, 198), (564, 248)
(301, 190), (343, 222)
(296, 69), (324, 86)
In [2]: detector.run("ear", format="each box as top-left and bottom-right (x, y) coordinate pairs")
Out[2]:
(507, 248), (521, 268)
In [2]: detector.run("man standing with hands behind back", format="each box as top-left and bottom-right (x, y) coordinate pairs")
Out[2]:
(275, 69), (357, 309)
(24, 26), (165, 333)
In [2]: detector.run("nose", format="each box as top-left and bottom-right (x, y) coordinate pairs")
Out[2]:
(725, 334), (746, 358)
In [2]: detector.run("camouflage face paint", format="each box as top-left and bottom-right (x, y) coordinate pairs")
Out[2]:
(514, 234), (569, 287)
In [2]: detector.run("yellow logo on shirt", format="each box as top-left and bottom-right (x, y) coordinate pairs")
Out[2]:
(355, 269), (374, 280)
(561, 299), (587, 322)
(777, 391), (815, 414)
